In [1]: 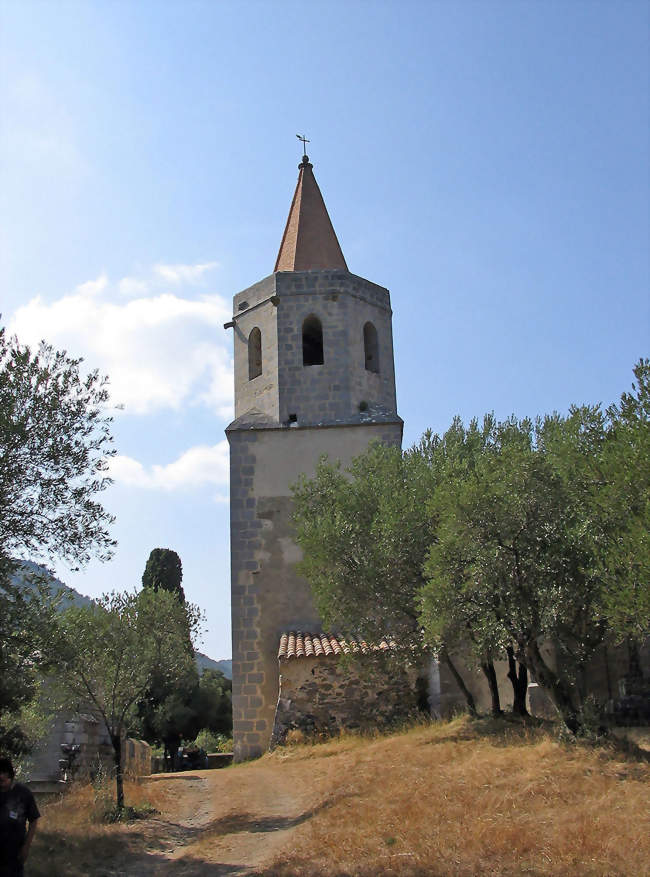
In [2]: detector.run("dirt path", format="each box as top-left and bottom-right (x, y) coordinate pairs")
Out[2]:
(102, 762), (326, 876)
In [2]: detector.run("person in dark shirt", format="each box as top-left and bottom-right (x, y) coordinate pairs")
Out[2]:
(0, 758), (40, 877)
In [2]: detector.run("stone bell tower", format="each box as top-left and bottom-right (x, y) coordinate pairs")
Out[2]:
(226, 152), (402, 760)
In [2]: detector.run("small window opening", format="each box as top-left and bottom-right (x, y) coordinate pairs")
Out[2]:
(302, 315), (324, 366)
(248, 327), (262, 380)
(363, 322), (379, 373)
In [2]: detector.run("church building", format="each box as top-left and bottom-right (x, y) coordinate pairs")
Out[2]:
(226, 151), (403, 760)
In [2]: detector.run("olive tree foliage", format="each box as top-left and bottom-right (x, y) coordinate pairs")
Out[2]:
(292, 362), (649, 734)
(292, 440), (480, 712)
(0, 326), (116, 759)
(597, 359), (650, 641)
(293, 442), (436, 653)
(0, 326), (116, 569)
(56, 589), (203, 810)
(417, 416), (524, 716)
(0, 560), (64, 759)
(142, 547), (185, 603)
(421, 408), (610, 733)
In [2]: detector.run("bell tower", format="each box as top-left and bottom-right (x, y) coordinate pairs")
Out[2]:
(227, 152), (402, 760)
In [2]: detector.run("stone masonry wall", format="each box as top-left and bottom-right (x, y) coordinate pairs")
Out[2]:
(231, 270), (398, 426)
(229, 267), (402, 762)
(27, 710), (151, 788)
(228, 421), (403, 761)
(271, 654), (419, 747)
(275, 271), (397, 425)
(233, 275), (280, 421)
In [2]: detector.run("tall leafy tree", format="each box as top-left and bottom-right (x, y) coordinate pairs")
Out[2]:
(421, 407), (609, 733)
(0, 326), (115, 758)
(57, 589), (202, 810)
(0, 326), (115, 570)
(292, 440), (479, 714)
(192, 668), (232, 737)
(0, 561), (64, 758)
(142, 548), (185, 602)
(138, 549), (196, 759)
(597, 359), (650, 644)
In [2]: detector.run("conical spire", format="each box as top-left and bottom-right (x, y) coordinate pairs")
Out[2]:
(274, 155), (348, 272)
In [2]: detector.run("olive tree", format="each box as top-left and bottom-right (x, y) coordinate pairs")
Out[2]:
(0, 325), (115, 758)
(56, 588), (202, 810)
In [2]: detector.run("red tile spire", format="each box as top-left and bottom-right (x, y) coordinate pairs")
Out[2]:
(274, 154), (348, 272)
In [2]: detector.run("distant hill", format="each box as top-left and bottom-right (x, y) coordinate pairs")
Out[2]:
(195, 652), (232, 680)
(10, 560), (94, 609)
(9, 561), (231, 678)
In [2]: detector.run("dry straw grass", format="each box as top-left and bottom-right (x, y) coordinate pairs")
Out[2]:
(269, 717), (650, 877)
(28, 777), (170, 877)
(24, 717), (650, 876)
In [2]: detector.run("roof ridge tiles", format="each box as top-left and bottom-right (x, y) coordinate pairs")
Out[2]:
(277, 629), (398, 660)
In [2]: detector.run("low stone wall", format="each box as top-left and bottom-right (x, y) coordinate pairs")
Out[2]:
(26, 710), (150, 787)
(271, 653), (419, 747)
(123, 737), (151, 778)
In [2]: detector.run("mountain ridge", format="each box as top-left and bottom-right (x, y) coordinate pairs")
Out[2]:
(8, 561), (232, 679)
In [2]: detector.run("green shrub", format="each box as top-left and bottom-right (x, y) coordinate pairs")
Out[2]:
(193, 729), (232, 753)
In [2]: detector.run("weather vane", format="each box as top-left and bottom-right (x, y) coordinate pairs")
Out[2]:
(296, 133), (310, 157)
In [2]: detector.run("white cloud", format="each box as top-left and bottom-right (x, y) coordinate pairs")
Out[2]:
(111, 442), (229, 493)
(154, 262), (219, 284)
(9, 271), (233, 418)
(76, 274), (108, 297)
(118, 276), (149, 297)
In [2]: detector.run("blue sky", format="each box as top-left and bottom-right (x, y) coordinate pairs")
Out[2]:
(1, 0), (648, 660)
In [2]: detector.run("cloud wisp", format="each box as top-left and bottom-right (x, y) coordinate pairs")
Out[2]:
(154, 262), (220, 285)
(111, 442), (229, 499)
(9, 268), (234, 419)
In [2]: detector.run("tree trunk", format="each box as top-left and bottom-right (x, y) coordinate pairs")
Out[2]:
(628, 637), (643, 681)
(506, 646), (529, 716)
(481, 660), (502, 716)
(524, 639), (579, 733)
(111, 733), (124, 811)
(440, 647), (477, 717)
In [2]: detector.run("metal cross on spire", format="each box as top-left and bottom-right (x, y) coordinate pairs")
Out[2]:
(296, 133), (310, 158)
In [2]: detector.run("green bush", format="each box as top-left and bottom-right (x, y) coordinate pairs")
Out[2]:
(193, 729), (232, 753)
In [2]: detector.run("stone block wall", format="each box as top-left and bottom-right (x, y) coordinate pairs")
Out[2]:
(232, 274), (280, 420)
(271, 654), (419, 747)
(231, 270), (398, 426)
(436, 637), (650, 721)
(274, 271), (397, 425)
(228, 421), (403, 761)
(26, 710), (151, 788)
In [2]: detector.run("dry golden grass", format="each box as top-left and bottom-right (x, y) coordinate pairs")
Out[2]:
(267, 717), (650, 877)
(29, 778), (171, 877)
(25, 718), (650, 876)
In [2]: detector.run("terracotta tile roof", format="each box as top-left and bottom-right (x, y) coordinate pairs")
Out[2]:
(274, 156), (348, 272)
(278, 631), (396, 660)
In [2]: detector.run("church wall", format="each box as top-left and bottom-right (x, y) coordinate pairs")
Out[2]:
(274, 271), (397, 424)
(270, 654), (419, 747)
(233, 274), (280, 421)
(229, 420), (403, 761)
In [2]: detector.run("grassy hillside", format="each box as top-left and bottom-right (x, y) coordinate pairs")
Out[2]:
(28, 716), (649, 876)
(267, 717), (650, 876)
